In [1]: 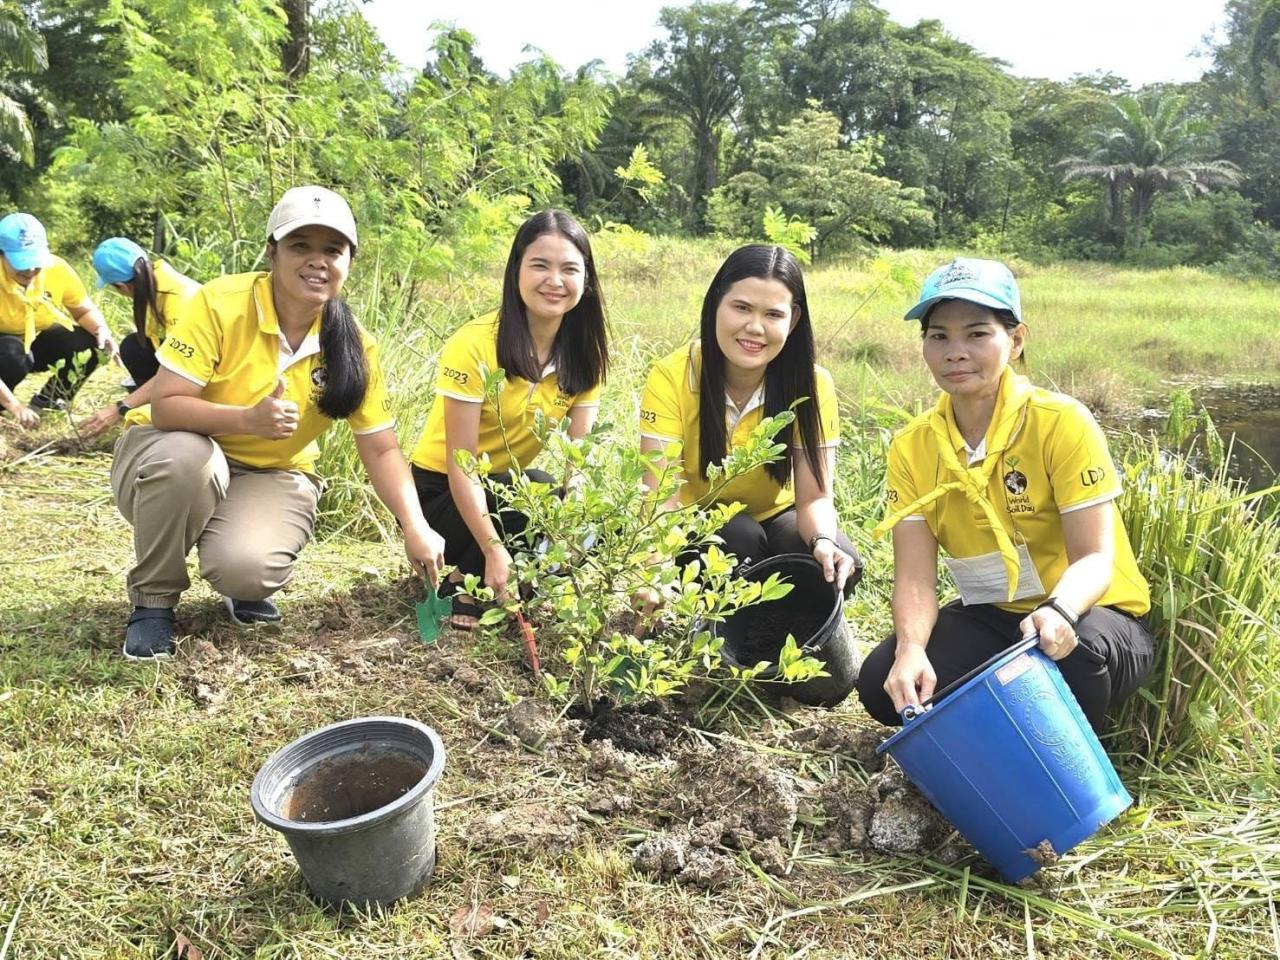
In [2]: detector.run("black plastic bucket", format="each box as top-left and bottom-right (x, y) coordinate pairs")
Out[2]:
(250, 716), (446, 908)
(714, 553), (860, 707)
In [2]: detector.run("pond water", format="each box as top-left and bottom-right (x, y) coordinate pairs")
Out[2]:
(1134, 383), (1280, 492)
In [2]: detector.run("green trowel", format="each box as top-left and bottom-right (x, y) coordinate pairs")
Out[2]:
(416, 582), (453, 644)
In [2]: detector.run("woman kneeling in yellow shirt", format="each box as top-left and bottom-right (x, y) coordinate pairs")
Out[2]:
(409, 210), (608, 629)
(639, 244), (860, 592)
(857, 258), (1154, 732)
(111, 186), (444, 660)
(80, 237), (202, 439)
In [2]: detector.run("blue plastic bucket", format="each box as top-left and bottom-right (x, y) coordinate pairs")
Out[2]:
(876, 637), (1131, 882)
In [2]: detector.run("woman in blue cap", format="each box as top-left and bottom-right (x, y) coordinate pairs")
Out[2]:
(857, 257), (1154, 733)
(0, 212), (118, 417)
(79, 238), (201, 439)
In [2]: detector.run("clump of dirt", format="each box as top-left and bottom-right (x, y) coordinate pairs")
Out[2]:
(469, 801), (583, 856)
(584, 789), (633, 815)
(180, 641), (253, 710)
(586, 739), (640, 779)
(814, 774), (875, 851)
(582, 701), (684, 756)
(631, 829), (736, 890)
(506, 699), (555, 748)
(668, 741), (798, 842)
(1025, 838), (1059, 867)
(283, 749), (426, 822)
(789, 723), (889, 772)
(866, 763), (952, 854)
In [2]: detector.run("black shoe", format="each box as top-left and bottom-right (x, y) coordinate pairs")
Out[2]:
(27, 395), (65, 413)
(223, 596), (282, 626)
(123, 607), (176, 660)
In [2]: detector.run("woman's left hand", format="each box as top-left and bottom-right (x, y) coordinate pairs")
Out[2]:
(79, 404), (121, 440)
(1021, 607), (1077, 660)
(812, 538), (857, 592)
(403, 520), (446, 587)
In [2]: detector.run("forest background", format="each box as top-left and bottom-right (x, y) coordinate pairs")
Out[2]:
(2, 0), (1279, 279)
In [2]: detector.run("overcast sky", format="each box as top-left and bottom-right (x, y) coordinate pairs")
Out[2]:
(360, 0), (1228, 87)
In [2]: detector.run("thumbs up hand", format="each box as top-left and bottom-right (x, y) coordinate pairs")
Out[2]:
(245, 378), (299, 439)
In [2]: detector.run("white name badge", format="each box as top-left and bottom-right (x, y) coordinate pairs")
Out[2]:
(943, 543), (1045, 606)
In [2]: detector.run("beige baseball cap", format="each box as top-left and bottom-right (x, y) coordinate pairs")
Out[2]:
(267, 185), (358, 250)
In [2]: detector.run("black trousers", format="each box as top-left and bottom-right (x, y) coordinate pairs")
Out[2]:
(412, 465), (555, 579)
(120, 333), (159, 388)
(0, 328), (100, 405)
(715, 507), (863, 598)
(856, 600), (1155, 733)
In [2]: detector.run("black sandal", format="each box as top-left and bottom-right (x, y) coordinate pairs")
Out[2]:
(439, 577), (484, 632)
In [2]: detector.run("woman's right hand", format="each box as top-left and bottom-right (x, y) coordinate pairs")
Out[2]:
(483, 541), (513, 599)
(243, 379), (298, 439)
(5, 403), (39, 430)
(884, 644), (936, 715)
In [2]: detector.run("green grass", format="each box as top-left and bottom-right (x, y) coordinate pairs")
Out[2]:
(2, 245), (1279, 957)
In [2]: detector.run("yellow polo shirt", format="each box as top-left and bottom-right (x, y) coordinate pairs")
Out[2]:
(0, 256), (89, 349)
(410, 314), (601, 474)
(125, 272), (393, 473)
(143, 260), (201, 350)
(639, 341), (841, 522)
(884, 384), (1149, 616)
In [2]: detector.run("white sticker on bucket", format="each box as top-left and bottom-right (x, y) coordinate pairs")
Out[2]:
(996, 654), (1034, 685)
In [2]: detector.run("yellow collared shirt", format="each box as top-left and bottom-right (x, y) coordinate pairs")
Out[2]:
(0, 255), (89, 349)
(884, 382), (1150, 616)
(125, 272), (394, 473)
(142, 260), (201, 350)
(639, 341), (841, 522)
(410, 314), (601, 474)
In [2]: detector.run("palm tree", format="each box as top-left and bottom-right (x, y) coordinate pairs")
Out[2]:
(0, 2), (47, 165)
(1060, 93), (1242, 250)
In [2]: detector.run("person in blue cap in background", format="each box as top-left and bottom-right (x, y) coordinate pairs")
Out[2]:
(0, 212), (119, 418)
(857, 257), (1154, 734)
(78, 238), (201, 439)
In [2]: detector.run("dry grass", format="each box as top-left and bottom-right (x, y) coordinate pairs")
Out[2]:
(1, 448), (1277, 959)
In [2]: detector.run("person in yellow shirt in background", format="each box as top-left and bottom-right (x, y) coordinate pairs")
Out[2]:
(409, 210), (609, 630)
(638, 244), (861, 593)
(0, 212), (119, 417)
(858, 258), (1154, 733)
(110, 186), (444, 660)
(79, 238), (201, 439)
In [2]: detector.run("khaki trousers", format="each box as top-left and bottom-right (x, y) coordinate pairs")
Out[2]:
(111, 426), (321, 608)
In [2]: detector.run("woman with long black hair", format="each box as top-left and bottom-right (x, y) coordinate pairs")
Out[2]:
(409, 209), (609, 629)
(80, 238), (201, 439)
(110, 186), (444, 660)
(638, 243), (860, 592)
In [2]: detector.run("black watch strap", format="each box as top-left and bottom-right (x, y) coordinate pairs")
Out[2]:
(116, 400), (131, 418)
(1036, 597), (1079, 628)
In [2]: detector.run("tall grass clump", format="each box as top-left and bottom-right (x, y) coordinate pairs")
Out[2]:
(1116, 436), (1280, 767)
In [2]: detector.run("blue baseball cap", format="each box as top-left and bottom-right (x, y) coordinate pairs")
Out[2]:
(0, 213), (52, 272)
(92, 237), (148, 288)
(904, 257), (1023, 324)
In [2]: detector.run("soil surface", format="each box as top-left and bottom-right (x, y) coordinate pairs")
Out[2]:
(283, 748), (426, 823)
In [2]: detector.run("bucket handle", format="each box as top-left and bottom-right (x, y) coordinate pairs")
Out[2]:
(901, 635), (1039, 723)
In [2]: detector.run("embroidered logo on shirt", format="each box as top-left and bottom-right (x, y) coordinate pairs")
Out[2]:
(311, 366), (327, 388)
(1003, 469), (1027, 495)
(1080, 466), (1106, 487)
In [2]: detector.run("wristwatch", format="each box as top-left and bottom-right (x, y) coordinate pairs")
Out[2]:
(116, 400), (131, 418)
(1036, 596), (1080, 628)
(808, 533), (836, 553)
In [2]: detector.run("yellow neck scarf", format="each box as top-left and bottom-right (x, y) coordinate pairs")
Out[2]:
(1, 263), (71, 350)
(875, 367), (1034, 601)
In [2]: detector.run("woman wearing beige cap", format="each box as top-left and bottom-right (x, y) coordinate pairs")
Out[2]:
(110, 185), (444, 660)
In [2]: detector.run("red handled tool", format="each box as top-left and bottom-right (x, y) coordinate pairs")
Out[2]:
(514, 609), (541, 679)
